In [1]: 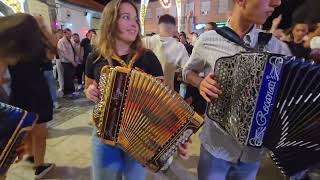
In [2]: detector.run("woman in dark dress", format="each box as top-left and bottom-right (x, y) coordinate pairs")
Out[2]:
(0, 13), (56, 179)
(8, 15), (56, 179)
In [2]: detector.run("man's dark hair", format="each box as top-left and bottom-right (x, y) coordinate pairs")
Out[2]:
(63, 28), (71, 33)
(158, 14), (176, 25)
(179, 31), (187, 39)
(86, 29), (96, 37)
(207, 22), (217, 30)
(72, 33), (79, 36)
(55, 29), (63, 34)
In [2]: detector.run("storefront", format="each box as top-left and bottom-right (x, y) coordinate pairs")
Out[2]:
(0, 0), (25, 16)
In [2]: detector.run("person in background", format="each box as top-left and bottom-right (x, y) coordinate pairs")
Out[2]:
(204, 22), (217, 32)
(185, 11), (199, 45)
(179, 31), (193, 55)
(37, 16), (59, 110)
(143, 14), (190, 90)
(0, 13), (49, 179)
(57, 28), (78, 99)
(7, 14), (57, 179)
(269, 15), (286, 40)
(286, 22), (311, 59)
(54, 29), (64, 97)
(80, 29), (96, 70)
(72, 33), (84, 90)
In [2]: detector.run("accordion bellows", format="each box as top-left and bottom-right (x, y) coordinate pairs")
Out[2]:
(93, 66), (204, 172)
(207, 53), (320, 176)
(0, 103), (38, 175)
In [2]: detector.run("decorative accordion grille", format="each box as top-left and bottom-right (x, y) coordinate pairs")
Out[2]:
(206, 53), (320, 176)
(207, 53), (266, 144)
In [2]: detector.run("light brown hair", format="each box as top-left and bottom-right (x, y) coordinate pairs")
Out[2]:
(96, 0), (142, 64)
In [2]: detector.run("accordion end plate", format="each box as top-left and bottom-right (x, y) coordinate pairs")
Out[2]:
(147, 163), (160, 172)
(100, 139), (116, 146)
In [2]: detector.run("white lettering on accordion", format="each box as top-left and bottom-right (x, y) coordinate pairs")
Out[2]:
(249, 56), (283, 147)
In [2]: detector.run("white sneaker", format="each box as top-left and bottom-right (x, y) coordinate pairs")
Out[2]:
(35, 163), (55, 179)
(53, 102), (60, 109)
(57, 90), (64, 98)
(77, 84), (84, 91)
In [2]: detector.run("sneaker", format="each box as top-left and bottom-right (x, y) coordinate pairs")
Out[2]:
(53, 102), (60, 109)
(57, 90), (64, 98)
(35, 163), (55, 179)
(77, 84), (84, 91)
(25, 155), (34, 163)
(64, 93), (79, 100)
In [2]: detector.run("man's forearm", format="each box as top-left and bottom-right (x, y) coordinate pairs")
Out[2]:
(186, 70), (203, 88)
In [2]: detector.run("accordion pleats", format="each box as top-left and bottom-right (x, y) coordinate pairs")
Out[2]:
(94, 66), (203, 171)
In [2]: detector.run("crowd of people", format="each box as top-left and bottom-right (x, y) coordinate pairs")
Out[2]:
(1, 0), (320, 179)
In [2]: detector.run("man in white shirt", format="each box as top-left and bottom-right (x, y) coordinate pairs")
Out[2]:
(183, 0), (291, 179)
(72, 33), (84, 90)
(57, 28), (77, 98)
(143, 14), (189, 90)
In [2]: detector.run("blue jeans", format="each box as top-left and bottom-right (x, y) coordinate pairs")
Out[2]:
(43, 70), (58, 103)
(91, 131), (145, 180)
(198, 146), (260, 180)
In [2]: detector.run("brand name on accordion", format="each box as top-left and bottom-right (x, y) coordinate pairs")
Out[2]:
(249, 56), (283, 147)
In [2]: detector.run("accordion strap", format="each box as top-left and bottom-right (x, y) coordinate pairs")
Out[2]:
(111, 48), (145, 68)
(215, 26), (272, 52)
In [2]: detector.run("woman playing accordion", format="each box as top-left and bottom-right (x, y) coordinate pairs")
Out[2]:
(84, 1), (204, 179)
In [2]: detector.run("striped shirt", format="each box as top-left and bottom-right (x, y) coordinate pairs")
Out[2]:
(182, 26), (291, 163)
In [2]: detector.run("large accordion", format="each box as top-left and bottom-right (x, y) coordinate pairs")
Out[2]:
(0, 102), (38, 175)
(93, 66), (204, 172)
(207, 52), (320, 176)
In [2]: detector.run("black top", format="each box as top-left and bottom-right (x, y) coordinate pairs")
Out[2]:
(287, 41), (311, 60)
(85, 49), (163, 83)
(41, 61), (53, 71)
(81, 38), (92, 63)
(9, 53), (53, 122)
(183, 42), (193, 56)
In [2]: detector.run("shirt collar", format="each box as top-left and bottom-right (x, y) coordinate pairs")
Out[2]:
(225, 18), (259, 47)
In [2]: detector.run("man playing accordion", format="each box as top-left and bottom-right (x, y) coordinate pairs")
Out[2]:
(183, 0), (292, 179)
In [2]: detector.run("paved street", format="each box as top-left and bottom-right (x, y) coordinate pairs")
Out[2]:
(6, 95), (288, 180)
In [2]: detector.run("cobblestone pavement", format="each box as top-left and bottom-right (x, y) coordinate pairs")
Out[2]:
(6, 95), (289, 180)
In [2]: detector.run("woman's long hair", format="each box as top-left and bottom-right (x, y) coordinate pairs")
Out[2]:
(95, 0), (143, 65)
(0, 13), (56, 61)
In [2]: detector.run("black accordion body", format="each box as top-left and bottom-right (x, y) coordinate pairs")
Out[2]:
(207, 52), (320, 176)
(0, 102), (38, 175)
(93, 66), (204, 172)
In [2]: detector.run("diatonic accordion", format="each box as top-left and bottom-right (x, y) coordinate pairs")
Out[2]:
(0, 102), (38, 175)
(207, 52), (320, 176)
(92, 66), (204, 172)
